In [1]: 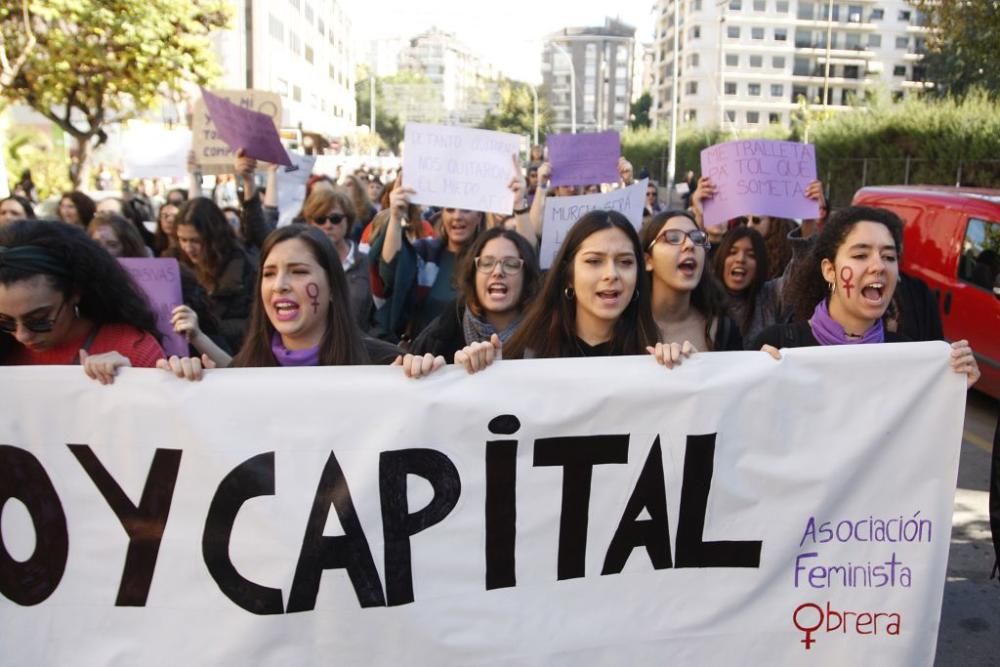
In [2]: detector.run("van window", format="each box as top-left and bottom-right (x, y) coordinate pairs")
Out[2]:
(958, 218), (1000, 292)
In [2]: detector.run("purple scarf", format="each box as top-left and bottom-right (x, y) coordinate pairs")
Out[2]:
(808, 300), (884, 346)
(270, 332), (321, 367)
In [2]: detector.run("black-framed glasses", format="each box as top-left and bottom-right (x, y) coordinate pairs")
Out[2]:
(313, 213), (347, 225)
(475, 256), (524, 274)
(0, 300), (66, 335)
(649, 228), (710, 249)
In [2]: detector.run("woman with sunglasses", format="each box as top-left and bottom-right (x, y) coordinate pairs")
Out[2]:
(0, 220), (164, 383)
(639, 210), (742, 367)
(399, 228), (540, 377)
(752, 206), (979, 387)
(301, 185), (373, 332)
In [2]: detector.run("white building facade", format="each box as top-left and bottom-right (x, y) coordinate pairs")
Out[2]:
(212, 0), (357, 137)
(652, 0), (930, 130)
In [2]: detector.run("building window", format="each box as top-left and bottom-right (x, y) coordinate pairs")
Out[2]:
(726, 53), (739, 67)
(689, 25), (701, 39)
(868, 34), (882, 48)
(317, 18), (324, 35)
(727, 26), (740, 39)
(725, 82), (737, 95)
(685, 81), (698, 95)
(797, 3), (814, 20)
(305, 2), (313, 23)
(893, 65), (906, 76)
(748, 83), (761, 96)
(896, 36), (909, 49)
(725, 110), (736, 122)
(747, 111), (760, 124)
(305, 46), (314, 63)
(773, 55), (786, 68)
(848, 5), (863, 22)
(870, 8), (884, 20)
(289, 31), (301, 55)
(729, 0), (742, 9)
(268, 14), (283, 42)
(898, 10), (911, 22)
(844, 65), (860, 79)
(693, 0), (703, 9)
(771, 83), (784, 96)
(293, 85), (302, 102)
(683, 109), (698, 122)
(750, 55), (763, 67)
(792, 84), (808, 102)
(845, 33), (861, 49)
(752, 27), (764, 40)
(769, 112), (781, 124)
(329, 65), (335, 80)
(793, 57), (810, 76)
(774, 28), (787, 41)
(958, 219), (1000, 290)
(753, 0), (766, 10)
(688, 53), (700, 67)
(776, 0), (789, 12)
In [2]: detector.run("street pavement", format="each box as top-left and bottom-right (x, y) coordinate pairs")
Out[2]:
(935, 390), (999, 666)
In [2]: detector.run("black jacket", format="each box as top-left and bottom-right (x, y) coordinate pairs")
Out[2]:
(751, 321), (909, 349)
(410, 299), (466, 360)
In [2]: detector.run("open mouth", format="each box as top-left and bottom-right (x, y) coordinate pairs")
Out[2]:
(486, 283), (509, 298)
(860, 282), (885, 304)
(596, 290), (622, 305)
(272, 299), (301, 322)
(678, 257), (699, 276)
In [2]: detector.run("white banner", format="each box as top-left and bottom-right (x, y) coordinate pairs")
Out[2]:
(121, 126), (192, 181)
(0, 344), (964, 665)
(540, 179), (647, 268)
(402, 123), (521, 214)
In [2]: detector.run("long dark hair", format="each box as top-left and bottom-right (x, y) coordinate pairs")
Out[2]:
(457, 227), (541, 317)
(713, 226), (768, 335)
(1, 195), (35, 220)
(787, 206), (904, 323)
(640, 210), (730, 350)
(59, 191), (96, 226)
(154, 202), (179, 255)
(505, 211), (658, 358)
(88, 212), (148, 258)
(0, 220), (160, 361)
(175, 197), (239, 291)
(230, 225), (370, 367)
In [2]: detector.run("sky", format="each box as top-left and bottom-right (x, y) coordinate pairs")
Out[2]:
(345, 0), (657, 84)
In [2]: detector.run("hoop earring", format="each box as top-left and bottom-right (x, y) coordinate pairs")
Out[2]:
(563, 287), (575, 301)
(828, 281), (836, 295)
(73, 304), (80, 318)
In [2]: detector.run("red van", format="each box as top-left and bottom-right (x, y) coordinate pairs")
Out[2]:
(851, 186), (1000, 399)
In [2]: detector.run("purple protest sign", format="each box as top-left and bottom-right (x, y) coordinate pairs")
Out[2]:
(200, 88), (292, 166)
(119, 258), (187, 358)
(699, 140), (818, 228)
(547, 131), (621, 187)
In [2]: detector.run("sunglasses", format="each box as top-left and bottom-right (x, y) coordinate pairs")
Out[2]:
(0, 300), (66, 334)
(648, 228), (711, 250)
(475, 256), (525, 274)
(313, 213), (347, 225)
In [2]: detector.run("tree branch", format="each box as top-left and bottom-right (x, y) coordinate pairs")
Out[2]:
(0, 0), (38, 88)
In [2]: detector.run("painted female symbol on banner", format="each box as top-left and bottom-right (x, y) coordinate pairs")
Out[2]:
(305, 282), (320, 314)
(840, 266), (855, 298)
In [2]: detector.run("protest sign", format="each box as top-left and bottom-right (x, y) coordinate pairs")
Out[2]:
(118, 258), (187, 357)
(402, 123), (520, 214)
(547, 131), (621, 187)
(539, 179), (647, 268)
(0, 344), (964, 666)
(121, 125), (192, 181)
(276, 153), (318, 227)
(699, 139), (819, 228)
(192, 89), (288, 174)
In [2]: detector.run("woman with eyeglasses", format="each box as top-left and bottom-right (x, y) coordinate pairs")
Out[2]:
(638, 211), (742, 367)
(301, 185), (373, 332)
(0, 219), (164, 383)
(398, 228), (540, 377)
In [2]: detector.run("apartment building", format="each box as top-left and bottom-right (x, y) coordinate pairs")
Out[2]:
(541, 18), (637, 133)
(212, 0), (357, 137)
(652, 0), (930, 130)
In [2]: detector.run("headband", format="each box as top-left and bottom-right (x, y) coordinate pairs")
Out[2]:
(0, 245), (70, 278)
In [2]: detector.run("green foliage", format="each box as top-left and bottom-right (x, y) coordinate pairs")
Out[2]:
(621, 91), (1000, 205)
(909, 0), (1000, 98)
(0, 0), (230, 185)
(479, 81), (550, 140)
(629, 93), (652, 130)
(354, 65), (411, 153)
(4, 126), (71, 199)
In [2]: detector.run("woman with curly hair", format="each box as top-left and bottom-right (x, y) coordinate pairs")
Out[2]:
(0, 219), (163, 383)
(174, 197), (255, 351)
(57, 191), (97, 227)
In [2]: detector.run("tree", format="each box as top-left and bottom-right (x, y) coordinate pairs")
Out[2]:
(354, 64), (405, 154)
(0, 1), (230, 187)
(629, 92), (652, 130)
(908, 1), (1000, 98)
(479, 80), (550, 141)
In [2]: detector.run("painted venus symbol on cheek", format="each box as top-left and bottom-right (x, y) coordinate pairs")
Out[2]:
(305, 283), (320, 314)
(840, 266), (855, 298)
